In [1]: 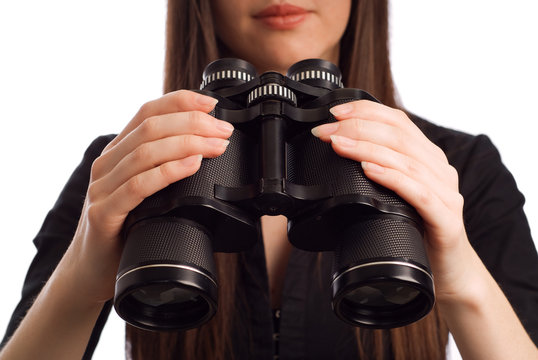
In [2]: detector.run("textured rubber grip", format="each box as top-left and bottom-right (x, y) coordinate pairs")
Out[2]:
(118, 218), (215, 279)
(333, 217), (429, 275)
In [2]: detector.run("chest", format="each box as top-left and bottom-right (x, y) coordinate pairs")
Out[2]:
(260, 215), (293, 309)
(234, 236), (358, 359)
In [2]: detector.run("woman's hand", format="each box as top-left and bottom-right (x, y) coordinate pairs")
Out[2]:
(311, 100), (473, 301)
(66, 90), (233, 304)
(0, 90), (235, 360)
(311, 100), (538, 359)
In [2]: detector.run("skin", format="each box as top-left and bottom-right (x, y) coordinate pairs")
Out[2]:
(212, 0), (351, 74)
(1, 1), (536, 359)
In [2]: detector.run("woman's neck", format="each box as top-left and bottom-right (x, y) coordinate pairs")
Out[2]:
(260, 215), (293, 309)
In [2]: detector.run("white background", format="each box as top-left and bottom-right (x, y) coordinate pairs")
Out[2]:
(0, 1), (536, 359)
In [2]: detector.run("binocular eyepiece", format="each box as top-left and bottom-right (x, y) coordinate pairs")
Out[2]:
(113, 58), (435, 331)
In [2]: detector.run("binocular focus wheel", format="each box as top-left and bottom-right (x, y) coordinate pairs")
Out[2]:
(200, 58), (257, 91)
(287, 58), (343, 89)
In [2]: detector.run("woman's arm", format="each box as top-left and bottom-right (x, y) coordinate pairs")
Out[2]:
(435, 243), (536, 360)
(0, 90), (232, 359)
(311, 100), (538, 359)
(0, 134), (113, 359)
(0, 248), (107, 359)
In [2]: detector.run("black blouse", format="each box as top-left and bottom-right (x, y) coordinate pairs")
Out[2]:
(2, 115), (538, 359)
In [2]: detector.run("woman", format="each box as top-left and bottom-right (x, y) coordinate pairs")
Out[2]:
(1, 0), (537, 359)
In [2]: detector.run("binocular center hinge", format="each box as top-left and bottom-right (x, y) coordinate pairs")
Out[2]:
(214, 178), (332, 217)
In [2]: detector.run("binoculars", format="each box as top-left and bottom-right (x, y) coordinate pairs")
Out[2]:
(114, 58), (435, 331)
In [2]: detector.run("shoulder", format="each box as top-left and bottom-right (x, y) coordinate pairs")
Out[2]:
(83, 134), (117, 160)
(43, 134), (118, 227)
(410, 113), (499, 169)
(411, 113), (529, 240)
(60, 134), (117, 187)
(410, 114), (510, 196)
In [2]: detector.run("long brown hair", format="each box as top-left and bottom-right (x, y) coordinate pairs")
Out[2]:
(126, 1), (449, 359)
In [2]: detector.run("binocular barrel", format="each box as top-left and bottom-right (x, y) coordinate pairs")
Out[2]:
(114, 58), (435, 331)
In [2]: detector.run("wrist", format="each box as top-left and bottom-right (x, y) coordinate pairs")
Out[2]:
(433, 251), (537, 360)
(429, 235), (491, 309)
(435, 258), (490, 317)
(0, 247), (107, 360)
(50, 243), (112, 310)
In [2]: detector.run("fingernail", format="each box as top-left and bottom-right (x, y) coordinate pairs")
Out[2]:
(330, 103), (353, 117)
(311, 122), (339, 137)
(206, 138), (230, 149)
(196, 94), (219, 107)
(362, 161), (385, 174)
(330, 135), (356, 147)
(181, 154), (203, 167)
(215, 120), (234, 135)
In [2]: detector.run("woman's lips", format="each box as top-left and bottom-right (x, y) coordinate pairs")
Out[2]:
(253, 4), (310, 30)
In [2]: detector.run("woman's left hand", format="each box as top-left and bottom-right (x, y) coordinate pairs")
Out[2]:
(311, 100), (538, 359)
(311, 100), (472, 303)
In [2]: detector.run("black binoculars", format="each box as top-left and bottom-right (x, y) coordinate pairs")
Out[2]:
(114, 58), (435, 331)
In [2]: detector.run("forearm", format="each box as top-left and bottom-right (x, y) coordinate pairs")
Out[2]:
(0, 250), (105, 360)
(438, 246), (538, 360)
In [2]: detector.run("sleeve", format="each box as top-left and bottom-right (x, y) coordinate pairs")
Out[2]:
(455, 134), (538, 346)
(0, 135), (116, 359)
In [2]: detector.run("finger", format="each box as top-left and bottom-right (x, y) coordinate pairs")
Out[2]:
(94, 110), (233, 179)
(328, 100), (447, 162)
(330, 100), (417, 133)
(329, 135), (458, 194)
(93, 154), (204, 230)
(314, 116), (428, 160)
(313, 117), (450, 184)
(360, 161), (464, 247)
(314, 117), (401, 146)
(96, 135), (230, 195)
(104, 90), (219, 152)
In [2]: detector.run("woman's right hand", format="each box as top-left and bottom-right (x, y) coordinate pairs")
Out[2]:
(65, 90), (232, 304)
(0, 90), (233, 360)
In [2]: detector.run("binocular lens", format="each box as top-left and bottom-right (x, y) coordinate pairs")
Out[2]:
(344, 282), (420, 308)
(114, 219), (218, 331)
(329, 217), (434, 328)
(332, 262), (434, 328)
(117, 279), (214, 330)
(130, 284), (201, 307)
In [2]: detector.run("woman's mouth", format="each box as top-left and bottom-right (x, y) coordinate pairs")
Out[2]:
(253, 4), (310, 30)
